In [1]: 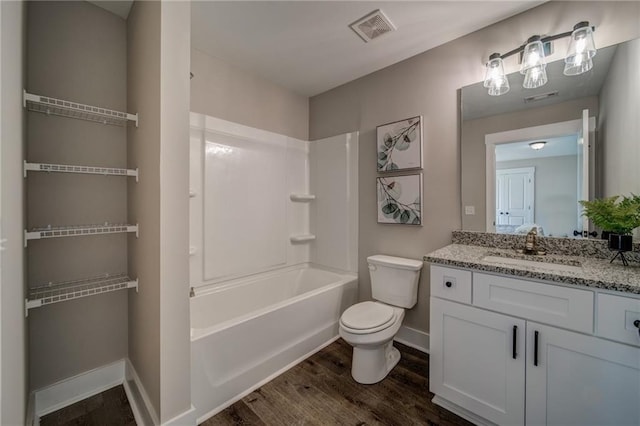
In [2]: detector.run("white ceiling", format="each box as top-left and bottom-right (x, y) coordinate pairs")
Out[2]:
(191, 1), (544, 96)
(496, 134), (579, 162)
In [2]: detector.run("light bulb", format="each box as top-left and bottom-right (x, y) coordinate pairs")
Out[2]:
(564, 22), (596, 76)
(521, 36), (546, 74)
(484, 53), (510, 96)
(523, 65), (548, 89)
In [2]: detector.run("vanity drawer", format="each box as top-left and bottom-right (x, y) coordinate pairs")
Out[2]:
(597, 293), (640, 347)
(473, 273), (594, 333)
(430, 265), (472, 304)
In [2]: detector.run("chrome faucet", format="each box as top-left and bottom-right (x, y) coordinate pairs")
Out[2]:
(525, 228), (538, 252)
(517, 227), (546, 255)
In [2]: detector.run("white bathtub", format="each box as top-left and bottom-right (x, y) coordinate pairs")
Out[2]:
(190, 265), (358, 423)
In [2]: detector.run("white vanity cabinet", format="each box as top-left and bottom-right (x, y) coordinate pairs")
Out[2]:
(429, 265), (640, 426)
(430, 298), (525, 425)
(525, 322), (640, 426)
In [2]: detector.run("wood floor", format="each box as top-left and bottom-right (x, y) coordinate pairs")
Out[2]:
(39, 339), (471, 425)
(202, 338), (472, 426)
(39, 385), (135, 426)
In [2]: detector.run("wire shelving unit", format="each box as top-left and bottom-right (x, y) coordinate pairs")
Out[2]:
(23, 90), (138, 127)
(24, 161), (139, 181)
(25, 273), (138, 315)
(24, 223), (138, 247)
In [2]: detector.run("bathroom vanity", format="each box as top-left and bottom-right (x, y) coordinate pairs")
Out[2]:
(425, 233), (640, 426)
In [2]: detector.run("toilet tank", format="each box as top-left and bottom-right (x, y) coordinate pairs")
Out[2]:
(368, 255), (423, 308)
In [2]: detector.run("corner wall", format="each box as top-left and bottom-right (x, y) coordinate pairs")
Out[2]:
(128, 1), (191, 423)
(1, 1), (27, 423)
(190, 48), (309, 141)
(127, 0), (162, 418)
(598, 38), (640, 199)
(309, 1), (640, 334)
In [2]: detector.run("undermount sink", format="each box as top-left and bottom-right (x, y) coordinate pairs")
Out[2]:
(482, 255), (583, 273)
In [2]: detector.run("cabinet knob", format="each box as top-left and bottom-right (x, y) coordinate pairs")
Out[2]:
(445, 281), (453, 288)
(634, 320), (640, 337)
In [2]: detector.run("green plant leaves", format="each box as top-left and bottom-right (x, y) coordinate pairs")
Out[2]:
(580, 194), (640, 235)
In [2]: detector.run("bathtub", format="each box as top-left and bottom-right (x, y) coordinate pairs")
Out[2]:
(191, 265), (358, 423)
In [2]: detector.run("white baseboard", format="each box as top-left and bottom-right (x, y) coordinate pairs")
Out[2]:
(32, 359), (126, 419)
(28, 358), (195, 426)
(123, 359), (196, 426)
(162, 405), (196, 426)
(395, 325), (429, 353)
(124, 358), (160, 425)
(432, 395), (496, 426)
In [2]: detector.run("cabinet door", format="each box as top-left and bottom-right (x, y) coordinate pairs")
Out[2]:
(430, 298), (525, 425)
(526, 322), (640, 426)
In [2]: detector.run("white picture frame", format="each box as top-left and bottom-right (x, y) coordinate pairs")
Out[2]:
(376, 116), (423, 172)
(377, 173), (423, 225)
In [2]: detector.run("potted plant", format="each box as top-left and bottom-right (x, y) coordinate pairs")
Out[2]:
(579, 194), (640, 262)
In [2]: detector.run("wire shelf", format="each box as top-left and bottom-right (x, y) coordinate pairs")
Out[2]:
(289, 193), (316, 202)
(25, 273), (138, 314)
(290, 234), (316, 243)
(24, 223), (138, 247)
(24, 161), (138, 181)
(23, 90), (138, 127)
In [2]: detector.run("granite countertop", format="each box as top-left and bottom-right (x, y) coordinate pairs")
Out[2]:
(424, 243), (640, 295)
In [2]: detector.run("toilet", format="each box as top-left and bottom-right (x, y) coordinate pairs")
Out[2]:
(339, 255), (423, 384)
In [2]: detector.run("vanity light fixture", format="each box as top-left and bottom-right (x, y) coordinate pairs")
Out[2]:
(483, 53), (510, 96)
(529, 141), (547, 150)
(483, 21), (596, 96)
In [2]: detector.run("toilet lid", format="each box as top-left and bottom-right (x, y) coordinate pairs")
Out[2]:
(341, 301), (395, 330)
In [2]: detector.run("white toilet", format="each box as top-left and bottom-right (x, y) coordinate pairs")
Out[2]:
(339, 254), (423, 384)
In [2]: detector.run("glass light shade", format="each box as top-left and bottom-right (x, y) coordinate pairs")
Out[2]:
(564, 24), (596, 76)
(520, 37), (546, 74)
(529, 141), (546, 150)
(523, 65), (548, 89)
(484, 55), (510, 96)
(564, 58), (593, 76)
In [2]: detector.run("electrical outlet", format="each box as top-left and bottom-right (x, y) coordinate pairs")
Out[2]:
(465, 205), (475, 215)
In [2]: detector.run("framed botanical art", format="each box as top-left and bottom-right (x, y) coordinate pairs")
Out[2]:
(377, 173), (423, 225)
(376, 116), (423, 172)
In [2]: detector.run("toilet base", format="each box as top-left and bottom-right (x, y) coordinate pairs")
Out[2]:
(351, 341), (401, 384)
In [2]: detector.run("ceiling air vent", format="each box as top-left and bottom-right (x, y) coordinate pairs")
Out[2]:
(524, 91), (560, 103)
(349, 9), (396, 43)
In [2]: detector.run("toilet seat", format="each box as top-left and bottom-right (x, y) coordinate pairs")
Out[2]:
(340, 301), (397, 334)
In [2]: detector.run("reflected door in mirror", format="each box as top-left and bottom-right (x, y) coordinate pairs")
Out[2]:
(496, 168), (534, 232)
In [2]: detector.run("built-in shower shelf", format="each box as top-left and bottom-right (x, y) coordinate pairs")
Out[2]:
(290, 234), (316, 243)
(23, 90), (138, 127)
(24, 161), (139, 181)
(289, 193), (316, 202)
(24, 223), (138, 247)
(25, 273), (138, 315)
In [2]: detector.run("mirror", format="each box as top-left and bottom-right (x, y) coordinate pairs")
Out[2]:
(461, 37), (640, 238)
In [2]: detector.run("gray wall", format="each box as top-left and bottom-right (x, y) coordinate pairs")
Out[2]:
(190, 48), (309, 140)
(127, 0), (162, 417)
(1, 1), (27, 423)
(497, 156), (578, 237)
(26, 1), (128, 391)
(599, 38), (640, 200)
(128, 1), (192, 422)
(462, 96), (598, 233)
(309, 1), (640, 333)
